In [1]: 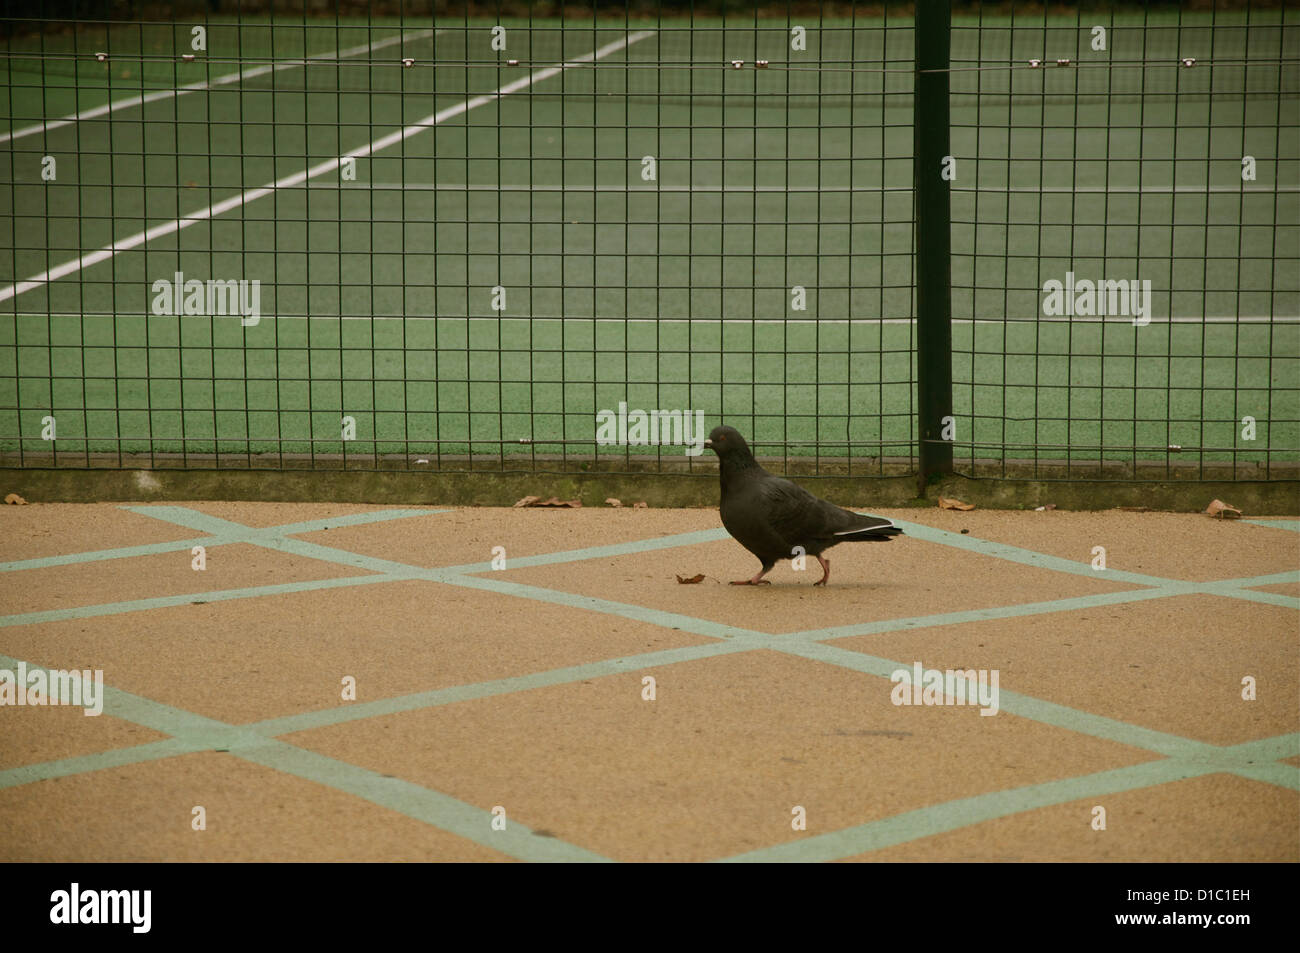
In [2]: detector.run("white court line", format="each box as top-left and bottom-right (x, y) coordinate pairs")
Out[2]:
(0, 31), (655, 305)
(313, 182), (914, 193)
(7, 312), (1297, 325)
(0, 29), (435, 145)
(314, 182), (1300, 194)
(954, 185), (1300, 194)
(270, 315), (1300, 325)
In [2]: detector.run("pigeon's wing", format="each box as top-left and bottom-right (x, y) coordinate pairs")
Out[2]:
(758, 475), (841, 544)
(760, 475), (899, 543)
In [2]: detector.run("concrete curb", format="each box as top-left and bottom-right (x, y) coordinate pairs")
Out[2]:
(4, 467), (1297, 514)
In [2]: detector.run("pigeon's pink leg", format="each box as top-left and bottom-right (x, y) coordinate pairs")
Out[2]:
(730, 567), (773, 586)
(813, 555), (831, 586)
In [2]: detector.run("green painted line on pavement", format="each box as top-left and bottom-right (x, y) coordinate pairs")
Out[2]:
(5, 506), (1293, 860)
(891, 520), (1192, 587)
(434, 571), (766, 641)
(0, 510), (443, 574)
(1194, 586), (1300, 610)
(783, 587), (1176, 642)
(235, 740), (614, 862)
(1225, 733), (1300, 761)
(248, 640), (760, 737)
(0, 738), (206, 790)
(438, 527), (731, 574)
(1244, 519), (1300, 532)
(272, 508), (447, 536)
(0, 574), (393, 628)
(119, 505), (263, 535)
(0, 650), (611, 861)
(0, 535), (222, 572)
(1219, 570), (1300, 588)
(718, 758), (1221, 862)
(774, 639), (1214, 759)
(1227, 763), (1300, 791)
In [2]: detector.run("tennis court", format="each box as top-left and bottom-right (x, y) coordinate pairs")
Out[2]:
(2, 11), (1296, 472)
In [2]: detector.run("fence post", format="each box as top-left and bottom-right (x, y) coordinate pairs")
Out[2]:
(914, 2), (954, 491)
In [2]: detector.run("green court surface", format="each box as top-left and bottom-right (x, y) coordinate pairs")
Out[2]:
(1, 14), (1296, 466)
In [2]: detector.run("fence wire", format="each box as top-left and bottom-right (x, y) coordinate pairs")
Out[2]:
(946, 5), (1298, 481)
(0, 2), (1296, 483)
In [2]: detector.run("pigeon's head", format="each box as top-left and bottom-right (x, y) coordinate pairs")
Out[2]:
(704, 425), (753, 461)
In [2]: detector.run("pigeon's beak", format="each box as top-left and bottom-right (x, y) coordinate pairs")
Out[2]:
(703, 439), (713, 450)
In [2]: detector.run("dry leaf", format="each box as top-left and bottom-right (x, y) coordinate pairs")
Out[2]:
(938, 497), (975, 511)
(675, 573), (705, 584)
(4, 493), (27, 505)
(516, 495), (581, 508)
(605, 498), (623, 507)
(632, 501), (648, 508)
(1205, 499), (1242, 519)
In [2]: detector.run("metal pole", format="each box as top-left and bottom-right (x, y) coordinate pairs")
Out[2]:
(914, 0), (954, 491)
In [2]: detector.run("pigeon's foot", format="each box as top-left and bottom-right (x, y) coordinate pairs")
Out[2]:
(813, 555), (831, 586)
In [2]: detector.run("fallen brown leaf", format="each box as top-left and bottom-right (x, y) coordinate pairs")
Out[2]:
(632, 501), (648, 508)
(675, 573), (705, 584)
(938, 496), (975, 511)
(513, 495), (541, 508)
(4, 493), (27, 505)
(537, 497), (582, 508)
(605, 498), (623, 507)
(1205, 499), (1242, 519)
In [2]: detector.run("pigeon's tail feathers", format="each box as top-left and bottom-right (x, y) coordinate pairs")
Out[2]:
(833, 517), (903, 541)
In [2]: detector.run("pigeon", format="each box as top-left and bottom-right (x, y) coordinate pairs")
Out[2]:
(704, 425), (902, 586)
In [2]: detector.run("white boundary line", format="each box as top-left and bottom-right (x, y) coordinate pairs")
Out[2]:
(0, 30), (655, 305)
(4, 312), (1296, 325)
(310, 182), (1300, 194)
(312, 183), (909, 193)
(955, 185), (1300, 194)
(0, 29), (436, 146)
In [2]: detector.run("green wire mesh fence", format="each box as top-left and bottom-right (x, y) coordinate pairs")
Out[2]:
(945, 5), (1298, 481)
(0, 3), (1296, 483)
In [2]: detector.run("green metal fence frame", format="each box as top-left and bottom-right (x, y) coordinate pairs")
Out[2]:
(1, 3), (1296, 506)
(915, 1), (954, 492)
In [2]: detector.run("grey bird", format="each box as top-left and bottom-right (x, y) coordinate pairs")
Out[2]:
(704, 425), (903, 586)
